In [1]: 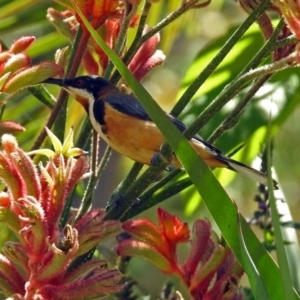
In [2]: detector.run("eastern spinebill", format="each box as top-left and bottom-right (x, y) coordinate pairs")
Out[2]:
(43, 75), (278, 189)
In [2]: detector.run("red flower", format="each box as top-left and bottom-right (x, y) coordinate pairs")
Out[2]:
(128, 27), (165, 81)
(0, 130), (123, 299)
(0, 36), (63, 97)
(117, 208), (244, 299)
(273, 0), (300, 39)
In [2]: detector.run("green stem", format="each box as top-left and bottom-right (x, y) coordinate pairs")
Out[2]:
(104, 162), (170, 220)
(184, 51), (297, 140)
(239, 18), (285, 77)
(111, 0), (204, 84)
(138, 0), (205, 46)
(28, 85), (56, 109)
(104, 2), (138, 79)
(122, 177), (192, 221)
(239, 52), (297, 82)
(76, 117), (93, 150)
(111, 0), (152, 83)
(205, 19), (285, 143)
(208, 75), (271, 144)
(96, 145), (113, 175)
(121, 169), (183, 220)
(75, 144), (113, 222)
(171, 0), (271, 118)
(107, 162), (143, 209)
(273, 35), (298, 50)
(138, 169), (182, 201)
(0, 104), (6, 121)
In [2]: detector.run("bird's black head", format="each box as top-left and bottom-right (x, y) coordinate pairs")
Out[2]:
(43, 75), (118, 112)
(66, 76), (116, 97)
(43, 75), (115, 99)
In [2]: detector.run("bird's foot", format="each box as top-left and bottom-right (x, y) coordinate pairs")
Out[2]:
(151, 153), (174, 171)
(150, 153), (161, 166)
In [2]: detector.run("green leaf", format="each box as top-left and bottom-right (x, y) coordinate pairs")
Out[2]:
(237, 212), (270, 300)
(267, 137), (295, 300)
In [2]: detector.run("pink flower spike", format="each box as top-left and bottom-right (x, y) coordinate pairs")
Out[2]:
(2, 53), (31, 75)
(0, 52), (12, 64)
(2, 61), (64, 94)
(122, 218), (165, 247)
(2, 242), (30, 276)
(128, 28), (165, 80)
(17, 196), (48, 259)
(202, 251), (244, 300)
(118, 210), (243, 299)
(128, 28), (160, 74)
(0, 121), (25, 134)
(38, 268), (123, 299)
(183, 219), (214, 277)
(0, 254), (25, 296)
(116, 239), (174, 273)
(65, 156), (89, 197)
(0, 132), (124, 299)
(10, 148), (41, 202)
(1, 133), (18, 154)
(46, 8), (77, 43)
(9, 36), (36, 54)
(133, 49), (165, 81)
(31, 230), (79, 286)
(118, 208), (190, 275)
(75, 209), (122, 257)
(62, 259), (108, 284)
(0, 136), (27, 204)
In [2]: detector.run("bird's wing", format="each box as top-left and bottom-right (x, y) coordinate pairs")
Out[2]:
(106, 93), (223, 155)
(168, 115), (223, 155)
(104, 93), (152, 121)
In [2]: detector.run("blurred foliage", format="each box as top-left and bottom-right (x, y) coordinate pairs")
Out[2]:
(1, 0), (300, 299)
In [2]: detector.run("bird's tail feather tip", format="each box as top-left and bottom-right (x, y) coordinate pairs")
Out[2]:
(227, 160), (279, 190)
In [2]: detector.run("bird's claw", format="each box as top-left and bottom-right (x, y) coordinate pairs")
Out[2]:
(150, 153), (161, 166)
(151, 153), (174, 171)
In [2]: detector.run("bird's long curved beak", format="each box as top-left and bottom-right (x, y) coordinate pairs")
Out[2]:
(42, 77), (90, 113)
(42, 77), (65, 86)
(43, 77), (72, 96)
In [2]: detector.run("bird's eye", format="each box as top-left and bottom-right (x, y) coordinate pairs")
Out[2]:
(76, 79), (84, 87)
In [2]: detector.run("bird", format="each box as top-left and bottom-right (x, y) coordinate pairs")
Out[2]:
(43, 75), (278, 189)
